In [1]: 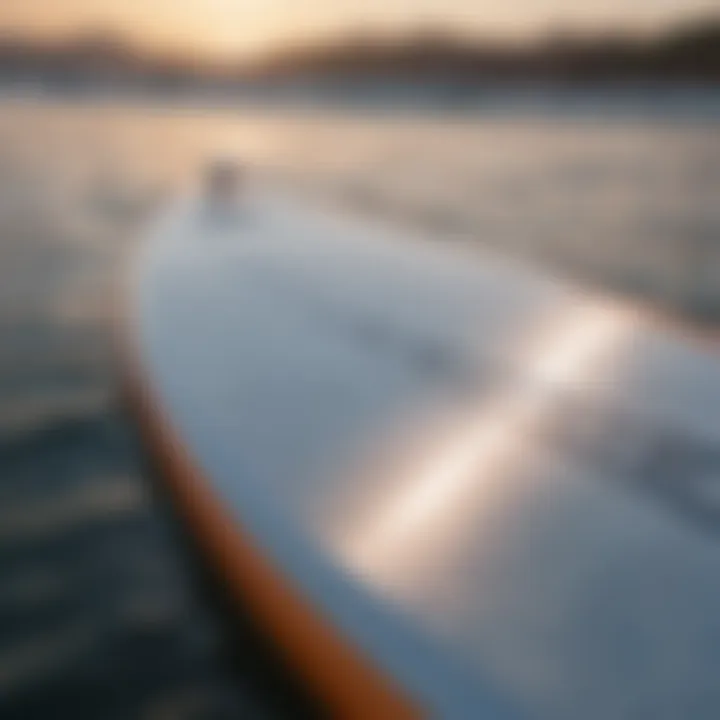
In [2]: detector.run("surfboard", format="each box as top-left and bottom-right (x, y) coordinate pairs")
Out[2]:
(123, 187), (720, 719)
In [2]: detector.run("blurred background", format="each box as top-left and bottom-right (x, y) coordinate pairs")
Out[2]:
(0, 0), (718, 718)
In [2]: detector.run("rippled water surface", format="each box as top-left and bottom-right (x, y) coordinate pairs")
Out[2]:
(0, 98), (323, 719)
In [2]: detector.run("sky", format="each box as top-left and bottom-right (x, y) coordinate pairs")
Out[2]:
(0, 0), (719, 58)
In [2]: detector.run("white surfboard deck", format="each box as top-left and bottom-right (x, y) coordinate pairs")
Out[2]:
(131, 192), (720, 720)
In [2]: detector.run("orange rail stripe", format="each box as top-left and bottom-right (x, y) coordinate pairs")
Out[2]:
(118, 327), (419, 719)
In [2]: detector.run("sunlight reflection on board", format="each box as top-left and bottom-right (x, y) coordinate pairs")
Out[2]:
(342, 301), (637, 583)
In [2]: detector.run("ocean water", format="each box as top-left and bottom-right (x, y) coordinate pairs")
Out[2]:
(0, 93), (718, 717)
(0, 97), (320, 719)
(3, 95), (720, 319)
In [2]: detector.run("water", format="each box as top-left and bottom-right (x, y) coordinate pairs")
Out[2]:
(0, 97), (320, 719)
(3, 95), (720, 318)
(0, 93), (718, 717)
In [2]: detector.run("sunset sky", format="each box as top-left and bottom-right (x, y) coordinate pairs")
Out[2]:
(0, 0), (718, 58)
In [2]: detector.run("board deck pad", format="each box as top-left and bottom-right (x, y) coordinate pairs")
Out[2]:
(132, 194), (720, 719)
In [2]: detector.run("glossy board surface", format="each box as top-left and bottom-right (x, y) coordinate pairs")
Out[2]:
(133, 195), (720, 719)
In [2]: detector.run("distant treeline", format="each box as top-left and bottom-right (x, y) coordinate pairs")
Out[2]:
(0, 18), (719, 90)
(0, 34), (215, 90)
(256, 19), (720, 84)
